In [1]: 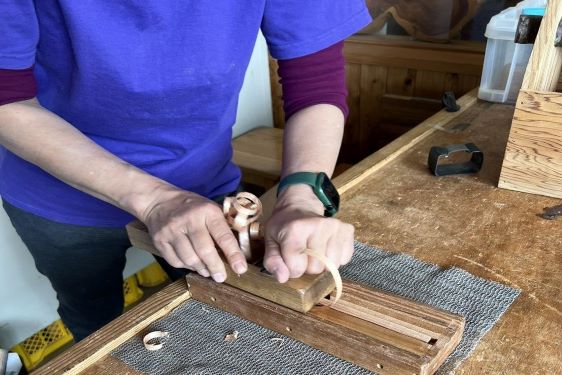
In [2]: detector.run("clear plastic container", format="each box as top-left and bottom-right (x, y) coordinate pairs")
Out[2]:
(478, 0), (546, 103)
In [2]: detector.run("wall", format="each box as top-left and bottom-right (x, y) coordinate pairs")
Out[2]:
(0, 33), (272, 349)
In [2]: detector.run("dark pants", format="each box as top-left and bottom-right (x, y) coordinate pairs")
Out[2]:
(2, 200), (187, 342)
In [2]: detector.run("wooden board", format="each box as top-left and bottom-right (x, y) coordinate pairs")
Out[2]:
(333, 88), (478, 195)
(499, 90), (562, 198)
(499, 1), (562, 199)
(187, 274), (464, 375)
(521, 0), (562, 93)
(126, 220), (336, 313)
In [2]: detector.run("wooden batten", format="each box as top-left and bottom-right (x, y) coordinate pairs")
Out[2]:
(187, 274), (464, 375)
(499, 1), (562, 199)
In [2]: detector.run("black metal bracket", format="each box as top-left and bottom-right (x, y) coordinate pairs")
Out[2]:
(428, 143), (484, 176)
(442, 91), (460, 112)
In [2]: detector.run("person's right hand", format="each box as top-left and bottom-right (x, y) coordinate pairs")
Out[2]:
(140, 185), (247, 282)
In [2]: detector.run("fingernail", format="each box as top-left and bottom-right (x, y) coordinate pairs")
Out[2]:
(212, 273), (226, 283)
(233, 261), (247, 274)
(199, 269), (210, 277)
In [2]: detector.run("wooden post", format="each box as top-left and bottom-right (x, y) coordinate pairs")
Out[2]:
(499, 1), (562, 198)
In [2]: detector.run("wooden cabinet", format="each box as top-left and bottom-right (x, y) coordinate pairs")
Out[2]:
(270, 35), (485, 163)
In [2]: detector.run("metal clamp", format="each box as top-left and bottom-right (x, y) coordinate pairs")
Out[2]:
(428, 143), (484, 176)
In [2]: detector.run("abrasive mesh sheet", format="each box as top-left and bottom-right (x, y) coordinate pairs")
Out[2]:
(112, 242), (520, 374)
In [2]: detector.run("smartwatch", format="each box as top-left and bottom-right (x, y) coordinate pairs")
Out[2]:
(277, 172), (340, 217)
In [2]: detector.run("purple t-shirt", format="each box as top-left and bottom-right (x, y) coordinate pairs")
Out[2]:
(0, 1), (371, 227)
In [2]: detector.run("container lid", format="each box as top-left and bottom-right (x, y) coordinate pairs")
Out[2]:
(485, 0), (547, 40)
(521, 7), (545, 16)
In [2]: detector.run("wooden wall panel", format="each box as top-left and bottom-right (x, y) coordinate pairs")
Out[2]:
(413, 70), (447, 99)
(386, 67), (416, 96)
(359, 65), (388, 157)
(269, 35), (485, 163)
(341, 63), (362, 162)
(269, 58), (284, 129)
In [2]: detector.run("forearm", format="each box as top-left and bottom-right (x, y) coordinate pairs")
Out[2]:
(0, 99), (168, 220)
(282, 103), (344, 179)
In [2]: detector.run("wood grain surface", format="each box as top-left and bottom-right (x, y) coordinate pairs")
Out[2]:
(521, 0), (562, 92)
(333, 88), (478, 195)
(187, 274), (464, 375)
(499, 90), (562, 198)
(337, 101), (562, 374)
(499, 1), (562, 200)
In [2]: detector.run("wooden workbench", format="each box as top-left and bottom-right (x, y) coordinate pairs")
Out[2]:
(35, 90), (561, 374)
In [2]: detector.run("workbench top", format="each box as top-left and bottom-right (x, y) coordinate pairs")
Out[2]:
(35, 92), (561, 374)
(335, 97), (562, 374)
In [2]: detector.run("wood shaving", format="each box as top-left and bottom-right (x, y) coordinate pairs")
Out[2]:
(270, 337), (284, 348)
(224, 330), (239, 343)
(143, 331), (170, 351)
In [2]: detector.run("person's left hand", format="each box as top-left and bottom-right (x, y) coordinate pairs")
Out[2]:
(264, 185), (355, 283)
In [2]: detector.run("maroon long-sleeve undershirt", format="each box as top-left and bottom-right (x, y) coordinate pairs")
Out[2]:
(0, 67), (36, 105)
(277, 41), (348, 121)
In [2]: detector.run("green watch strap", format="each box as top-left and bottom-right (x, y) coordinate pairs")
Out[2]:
(277, 172), (318, 197)
(277, 172), (339, 217)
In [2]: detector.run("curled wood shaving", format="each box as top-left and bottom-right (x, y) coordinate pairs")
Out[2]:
(143, 331), (170, 351)
(223, 192), (343, 307)
(223, 193), (263, 260)
(305, 249), (343, 306)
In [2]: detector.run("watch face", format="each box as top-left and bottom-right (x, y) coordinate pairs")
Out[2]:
(319, 172), (340, 212)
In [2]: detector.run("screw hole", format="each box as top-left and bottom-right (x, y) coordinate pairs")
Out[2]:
(376, 363), (383, 369)
(285, 327), (292, 332)
(211, 297), (216, 302)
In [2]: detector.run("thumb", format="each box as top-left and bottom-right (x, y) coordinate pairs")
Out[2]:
(263, 238), (290, 283)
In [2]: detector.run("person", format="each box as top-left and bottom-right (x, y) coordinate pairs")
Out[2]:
(0, 2), (372, 341)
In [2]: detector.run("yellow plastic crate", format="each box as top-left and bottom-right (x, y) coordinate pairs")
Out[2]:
(135, 262), (168, 287)
(123, 275), (144, 307)
(11, 320), (73, 371)
(11, 277), (144, 370)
